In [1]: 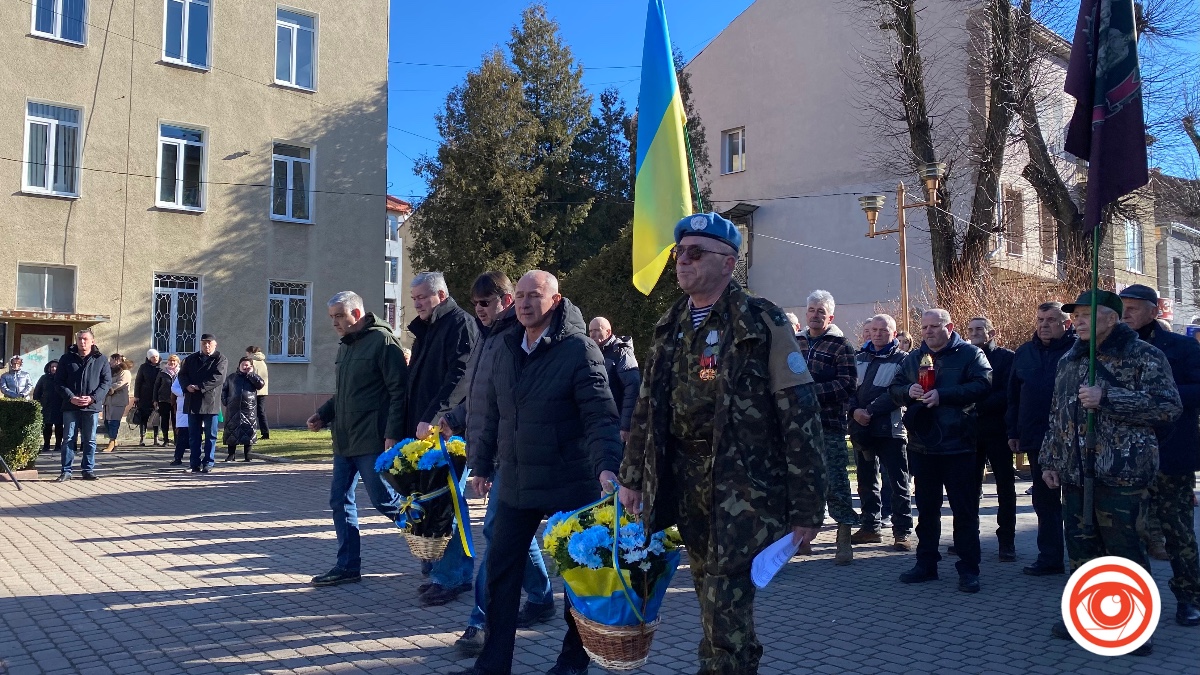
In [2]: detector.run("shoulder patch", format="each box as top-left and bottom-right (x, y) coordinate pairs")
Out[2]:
(787, 352), (808, 374)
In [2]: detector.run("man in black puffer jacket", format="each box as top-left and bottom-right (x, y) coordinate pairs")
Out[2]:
(55, 329), (111, 481)
(463, 270), (622, 675)
(965, 316), (1016, 562)
(890, 309), (991, 593)
(1006, 302), (1075, 576)
(588, 316), (641, 442)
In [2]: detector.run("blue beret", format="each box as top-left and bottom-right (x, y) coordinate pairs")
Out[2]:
(674, 212), (741, 251)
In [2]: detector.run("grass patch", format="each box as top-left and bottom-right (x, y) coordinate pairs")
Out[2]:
(257, 428), (334, 462)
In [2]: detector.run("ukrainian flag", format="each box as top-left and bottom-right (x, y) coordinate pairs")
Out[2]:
(632, 0), (692, 295)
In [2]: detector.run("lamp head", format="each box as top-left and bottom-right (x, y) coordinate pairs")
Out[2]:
(920, 162), (946, 203)
(859, 194), (886, 228)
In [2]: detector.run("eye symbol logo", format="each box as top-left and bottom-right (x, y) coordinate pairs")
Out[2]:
(1061, 556), (1160, 656)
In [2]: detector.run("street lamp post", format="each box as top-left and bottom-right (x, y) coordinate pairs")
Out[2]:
(857, 161), (946, 334)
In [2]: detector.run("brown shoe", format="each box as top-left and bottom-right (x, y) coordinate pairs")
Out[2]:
(835, 524), (854, 565)
(102, 440), (117, 453)
(893, 535), (913, 551)
(1148, 542), (1170, 561)
(850, 528), (883, 545)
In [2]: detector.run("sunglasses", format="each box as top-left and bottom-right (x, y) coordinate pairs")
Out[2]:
(670, 245), (735, 261)
(473, 297), (500, 308)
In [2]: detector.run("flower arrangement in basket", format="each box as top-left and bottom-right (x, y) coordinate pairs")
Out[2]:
(542, 488), (683, 671)
(374, 428), (473, 562)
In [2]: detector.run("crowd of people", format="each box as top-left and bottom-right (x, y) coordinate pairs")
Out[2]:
(4, 209), (1197, 673)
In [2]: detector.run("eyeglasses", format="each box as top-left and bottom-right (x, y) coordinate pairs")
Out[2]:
(473, 296), (500, 308)
(670, 245), (735, 261)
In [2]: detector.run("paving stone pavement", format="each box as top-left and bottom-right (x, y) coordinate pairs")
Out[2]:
(0, 447), (1196, 674)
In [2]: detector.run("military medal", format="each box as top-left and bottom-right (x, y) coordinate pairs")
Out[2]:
(699, 330), (719, 381)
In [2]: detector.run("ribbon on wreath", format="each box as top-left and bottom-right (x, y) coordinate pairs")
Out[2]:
(440, 434), (475, 558)
(394, 486), (449, 530)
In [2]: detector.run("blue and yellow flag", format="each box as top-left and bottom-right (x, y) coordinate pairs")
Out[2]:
(631, 0), (692, 295)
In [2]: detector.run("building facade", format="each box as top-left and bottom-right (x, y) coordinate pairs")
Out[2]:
(384, 195), (415, 345)
(0, 0), (389, 425)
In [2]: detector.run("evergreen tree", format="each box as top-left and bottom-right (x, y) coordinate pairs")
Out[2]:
(408, 50), (542, 300)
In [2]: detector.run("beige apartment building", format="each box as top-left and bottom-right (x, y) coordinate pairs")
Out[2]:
(0, 0), (388, 425)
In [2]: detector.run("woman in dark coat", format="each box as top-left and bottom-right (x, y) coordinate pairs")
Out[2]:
(153, 354), (180, 446)
(221, 357), (265, 462)
(31, 360), (63, 454)
(133, 349), (163, 446)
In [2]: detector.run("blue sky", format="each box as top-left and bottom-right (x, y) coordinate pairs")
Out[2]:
(385, 0), (755, 201)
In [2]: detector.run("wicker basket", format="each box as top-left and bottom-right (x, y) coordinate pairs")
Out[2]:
(570, 608), (660, 671)
(403, 533), (450, 561)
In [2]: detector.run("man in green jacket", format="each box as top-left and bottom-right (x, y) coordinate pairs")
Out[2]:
(307, 291), (409, 587)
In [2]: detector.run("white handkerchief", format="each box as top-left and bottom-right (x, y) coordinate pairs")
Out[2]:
(751, 532), (802, 589)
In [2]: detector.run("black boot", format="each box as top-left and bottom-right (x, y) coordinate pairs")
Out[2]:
(224, 449), (236, 462)
(243, 448), (251, 462)
(998, 536), (1016, 562)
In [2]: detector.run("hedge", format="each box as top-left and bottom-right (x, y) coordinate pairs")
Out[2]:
(0, 399), (42, 471)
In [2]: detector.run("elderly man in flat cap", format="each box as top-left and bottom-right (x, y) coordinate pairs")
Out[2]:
(618, 212), (828, 674)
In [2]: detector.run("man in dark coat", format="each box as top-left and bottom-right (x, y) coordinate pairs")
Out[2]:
(1006, 302), (1076, 576)
(849, 313), (912, 550)
(307, 291), (408, 588)
(890, 309), (992, 593)
(965, 316), (1017, 562)
(1119, 284), (1200, 626)
(620, 214), (826, 674)
(406, 270), (480, 605)
(588, 316), (641, 442)
(133, 349), (163, 445)
(32, 361), (64, 455)
(437, 272), (555, 656)
(54, 329), (111, 481)
(455, 270), (622, 675)
(178, 334), (228, 473)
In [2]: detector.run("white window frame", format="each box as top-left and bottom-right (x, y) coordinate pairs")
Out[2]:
(16, 263), (77, 313)
(386, 213), (400, 241)
(152, 273), (202, 355)
(721, 127), (746, 175)
(386, 256), (399, 284)
(22, 101), (82, 198)
(30, 0), (88, 45)
(270, 142), (314, 223)
(266, 280), (311, 363)
(161, 0), (212, 70)
(156, 122), (207, 211)
(1124, 219), (1143, 274)
(275, 6), (318, 91)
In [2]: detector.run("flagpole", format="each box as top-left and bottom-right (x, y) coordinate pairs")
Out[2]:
(682, 121), (704, 213)
(1083, 223), (1100, 533)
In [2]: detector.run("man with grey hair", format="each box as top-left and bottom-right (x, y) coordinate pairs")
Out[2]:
(849, 313), (913, 550)
(306, 291), (408, 587)
(890, 309), (991, 592)
(406, 270), (480, 606)
(965, 315), (1016, 562)
(795, 289), (861, 564)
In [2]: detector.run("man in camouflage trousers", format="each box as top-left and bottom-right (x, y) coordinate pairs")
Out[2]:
(1041, 291), (1181, 653)
(795, 289), (861, 564)
(619, 212), (827, 675)
(1119, 284), (1200, 626)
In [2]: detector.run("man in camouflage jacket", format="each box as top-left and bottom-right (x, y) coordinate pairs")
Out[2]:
(619, 213), (827, 675)
(1041, 291), (1181, 648)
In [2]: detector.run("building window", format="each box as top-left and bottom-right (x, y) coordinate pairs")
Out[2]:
(384, 300), (397, 329)
(1004, 188), (1025, 256)
(1192, 261), (1199, 298)
(1124, 219), (1143, 274)
(271, 143), (312, 222)
(275, 8), (316, 90)
(32, 0), (86, 44)
(721, 127), (745, 174)
(16, 264), (75, 313)
(24, 102), (81, 197)
(1038, 201), (1056, 263)
(386, 257), (399, 284)
(163, 0), (211, 69)
(267, 281), (310, 361)
(386, 213), (400, 241)
(153, 273), (200, 355)
(1174, 257), (1183, 303)
(157, 124), (205, 209)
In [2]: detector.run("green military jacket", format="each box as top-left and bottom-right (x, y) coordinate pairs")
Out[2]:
(1040, 322), (1181, 488)
(619, 281), (828, 573)
(316, 314), (410, 457)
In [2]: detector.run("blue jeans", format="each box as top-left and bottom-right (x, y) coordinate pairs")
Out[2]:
(105, 419), (121, 441)
(330, 452), (401, 573)
(61, 410), (99, 475)
(430, 471), (478, 590)
(467, 477), (552, 629)
(188, 414), (218, 469)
